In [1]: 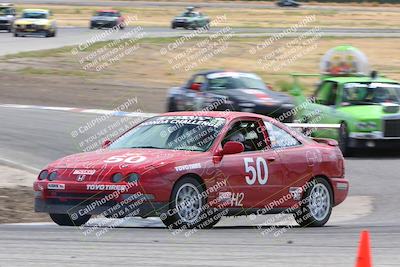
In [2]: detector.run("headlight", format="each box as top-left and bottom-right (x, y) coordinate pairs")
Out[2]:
(111, 173), (123, 183)
(127, 173), (140, 183)
(38, 170), (48, 180)
(48, 171), (58, 181)
(356, 122), (377, 131)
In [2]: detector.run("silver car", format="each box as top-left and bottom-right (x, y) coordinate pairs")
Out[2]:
(0, 4), (16, 32)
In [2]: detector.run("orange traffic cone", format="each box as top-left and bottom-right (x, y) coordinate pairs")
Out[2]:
(355, 230), (373, 267)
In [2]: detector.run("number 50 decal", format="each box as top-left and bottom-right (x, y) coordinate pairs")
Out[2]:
(243, 157), (269, 185)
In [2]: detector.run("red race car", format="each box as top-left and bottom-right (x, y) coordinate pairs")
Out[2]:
(34, 112), (349, 229)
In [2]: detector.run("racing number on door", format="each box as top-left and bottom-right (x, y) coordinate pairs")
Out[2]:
(243, 157), (269, 185)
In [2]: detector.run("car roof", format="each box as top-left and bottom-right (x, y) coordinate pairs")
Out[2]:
(158, 111), (270, 121)
(194, 70), (255, 76)
(324, 76), (399, 85)
(97, 10), (119, 13)
(22, 9), (49, 13)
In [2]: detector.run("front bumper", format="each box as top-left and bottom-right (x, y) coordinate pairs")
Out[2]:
(91, 21), (118, 28)
(349, 132), (400, 149)
(0, 23), (11, 30)
(172, 21), (190, 28)
(35, 195), (168, 218)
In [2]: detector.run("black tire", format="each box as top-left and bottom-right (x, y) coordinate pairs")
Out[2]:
(49, 213), (91, 226)
(45, 30), (52, 38)
(339, 122), (352, 156)
(167, 98), (177, 112)
(161, 176), (220, 230)
(13, 32), (18, 37)
(293, 177), (333, 227)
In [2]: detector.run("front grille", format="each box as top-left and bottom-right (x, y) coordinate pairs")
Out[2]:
(0, 20), (8, 24)
(384, 119), (400, 137)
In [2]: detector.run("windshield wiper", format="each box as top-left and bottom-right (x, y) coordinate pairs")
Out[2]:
(130, 146), (164, 149)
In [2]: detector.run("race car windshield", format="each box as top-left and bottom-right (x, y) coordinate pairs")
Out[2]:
(109, 116), (226, 152)
(343, 83), (400, 105)
(22, 12), (47, 19)
(208, 76), (267, 91)
(180, 12), (195, 17)
(96, 12), (118, 17)
(0, 8), (12, 15)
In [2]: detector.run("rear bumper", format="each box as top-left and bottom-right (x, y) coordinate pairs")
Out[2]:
(35, 197), (168, 218)
(240, 103), (295, 122)
(331, 177), (349, 207)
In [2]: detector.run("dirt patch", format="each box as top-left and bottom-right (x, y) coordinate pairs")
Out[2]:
(0, 187), (50, 223)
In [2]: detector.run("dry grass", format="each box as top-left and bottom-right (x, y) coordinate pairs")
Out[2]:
(3, 37), (400, 96)
(15, 4), (400, 28)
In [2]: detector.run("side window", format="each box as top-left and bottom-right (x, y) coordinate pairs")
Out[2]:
(264, 121), (301, 149)
(222, 120), (266, 152)
(315, 82), (337, 106)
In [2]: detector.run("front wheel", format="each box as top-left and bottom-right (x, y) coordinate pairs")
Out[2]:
(339, 122), (352, 156)
(293, 177), (333, 227)
(50, 213), (91, 226)
(161, 177), (220, 230)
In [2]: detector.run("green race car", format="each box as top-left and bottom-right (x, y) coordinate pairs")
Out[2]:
(291, 46), (400, 155)
(171, 7), (210, 30)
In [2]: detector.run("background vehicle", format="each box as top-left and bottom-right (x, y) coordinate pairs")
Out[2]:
(167, 70), (295, 122)
(33, 112), (348, 229)
(0, 3), (16, 32)
(291, 46), (400, 155)
(171, 6), (210, 30)
(13, 9), (57, 37)
(276, 0), (300, 7)
(90, 10), (125, 29)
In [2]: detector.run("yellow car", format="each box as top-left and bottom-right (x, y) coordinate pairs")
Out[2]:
(13, 9), (57, 37)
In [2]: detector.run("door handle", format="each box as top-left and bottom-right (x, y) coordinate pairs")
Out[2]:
(266, 156), (276, 162)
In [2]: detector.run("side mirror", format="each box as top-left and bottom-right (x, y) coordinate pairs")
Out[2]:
(190, 83), (201, 91)
(222, 141), (244, 155)
(102, 140), (112, 148)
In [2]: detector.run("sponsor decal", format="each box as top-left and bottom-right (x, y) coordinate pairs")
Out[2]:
(175, 163), (201, 172)
(47, 183), (65, 190)
(86, 184), (127, 191)
(73, 169), (96, 175)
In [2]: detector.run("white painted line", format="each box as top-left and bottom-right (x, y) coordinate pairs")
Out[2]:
(0, 157), (41, 173)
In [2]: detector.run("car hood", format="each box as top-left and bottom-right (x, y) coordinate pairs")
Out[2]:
(15, 18), (49, 25)
(215, 88), (293, 104)
(48, 148), (203, 172)
(338, 104), (400, 120)
(91, 16), (117, 21)
(174, 16), (189, 20)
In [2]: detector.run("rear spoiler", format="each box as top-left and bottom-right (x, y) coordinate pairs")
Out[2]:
(311, 138), (339, 147)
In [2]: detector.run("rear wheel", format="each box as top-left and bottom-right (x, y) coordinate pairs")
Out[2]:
(294, 177), (333, 227)
(50, 213), (91, 226)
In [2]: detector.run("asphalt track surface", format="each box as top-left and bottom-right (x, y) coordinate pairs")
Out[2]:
(1, 26), (400, 56)
(0, 106), (400, 266)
